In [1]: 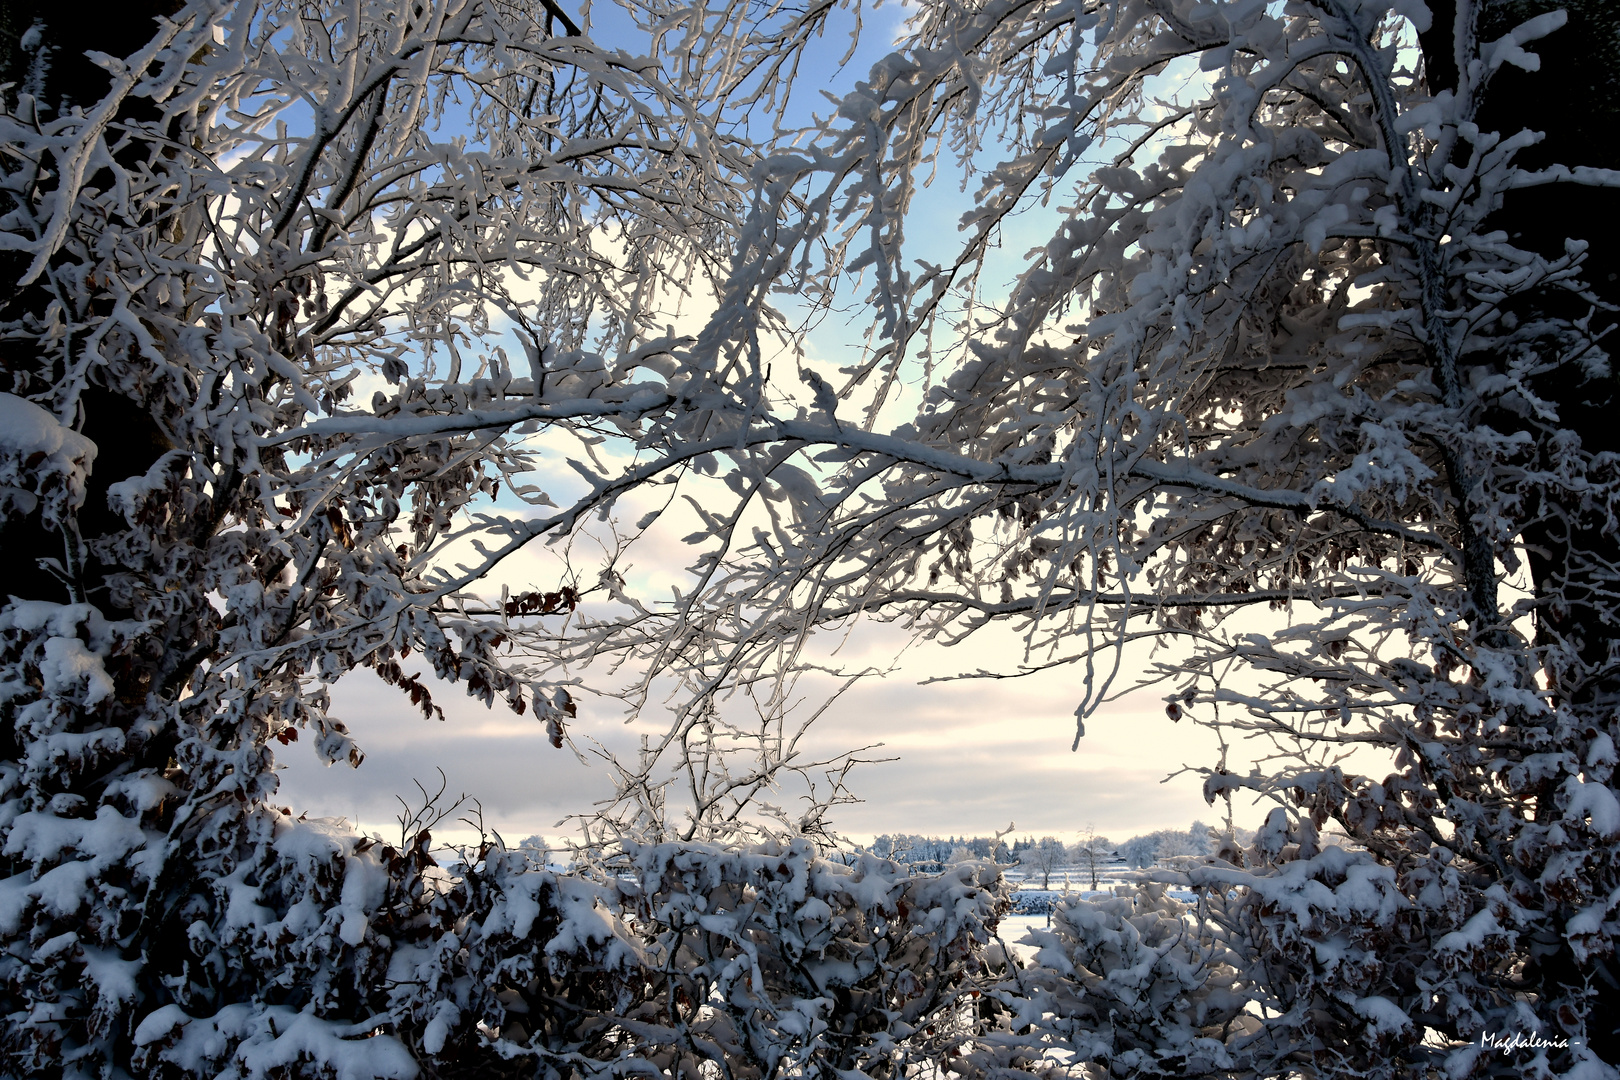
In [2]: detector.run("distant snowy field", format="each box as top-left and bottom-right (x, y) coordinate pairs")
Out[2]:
(997, 914), (1050, 964)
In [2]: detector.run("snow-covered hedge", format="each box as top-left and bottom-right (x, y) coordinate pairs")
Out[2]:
(114, 823), (1013, 1079)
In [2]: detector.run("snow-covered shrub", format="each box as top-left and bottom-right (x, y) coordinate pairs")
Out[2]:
(0, 600), (153, 1074)
(586, 840), (1008, 1079)
(993, 883), (1257, 1079)
(0, 395), (96, 531)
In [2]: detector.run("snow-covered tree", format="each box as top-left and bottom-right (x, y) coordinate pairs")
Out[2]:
(0, 0), (937, 1075)
(1119, 831), (1165, 869)
(570, 0), (1620, 1072)
(1020, 835), (1068, 890)
(1070, 825), (1114, 889)
(1186, 819), (1213, 855)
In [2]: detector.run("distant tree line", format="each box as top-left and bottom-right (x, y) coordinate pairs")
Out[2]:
(868, 833), (1003, 866)
(1118, 821), (1215, 868)
(869, 821), (1265, 884)
(532, 821), (1306, 883)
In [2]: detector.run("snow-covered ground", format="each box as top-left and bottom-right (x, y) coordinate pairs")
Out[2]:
(996, 913), (1051, 964)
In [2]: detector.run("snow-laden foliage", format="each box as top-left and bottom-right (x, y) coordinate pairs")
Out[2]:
(0, 394), (96, 530)
(513, 0), (1617, 1074)
(0, 0), (886, 1073)
(119, 824), (1012, 1079)
(597, 840), (1006, 1079)
(0, 1), (1026, 1075)
(999, 882), (1257, 1078)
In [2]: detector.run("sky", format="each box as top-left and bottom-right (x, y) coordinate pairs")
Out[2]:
(275, 0), (1332, 853)
(274, 400), (1290, 851)
(274, 631), (1247, 849)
